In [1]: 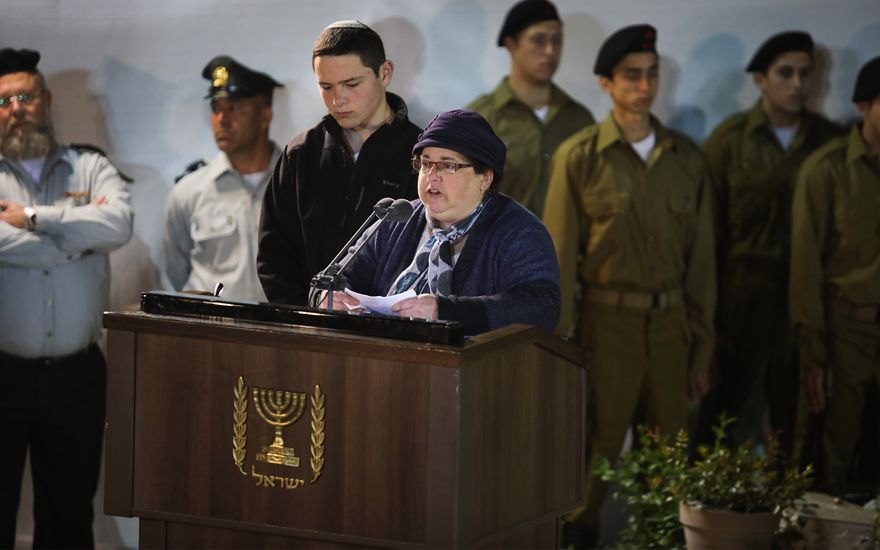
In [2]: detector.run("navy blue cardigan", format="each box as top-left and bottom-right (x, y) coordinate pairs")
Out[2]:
(343, 193), (560, 335)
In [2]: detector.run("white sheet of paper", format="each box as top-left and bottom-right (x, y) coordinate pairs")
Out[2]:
(343, 288), (417, 315)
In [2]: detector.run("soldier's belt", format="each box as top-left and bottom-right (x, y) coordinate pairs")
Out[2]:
(830, 296), (880, 323)
(586, 287), (684, 310)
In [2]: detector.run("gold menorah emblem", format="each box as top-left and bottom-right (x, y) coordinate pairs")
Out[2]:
(253, 387), (307, 468)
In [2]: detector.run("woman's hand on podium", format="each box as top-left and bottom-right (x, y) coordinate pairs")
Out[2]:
(318, 290), (363, 313)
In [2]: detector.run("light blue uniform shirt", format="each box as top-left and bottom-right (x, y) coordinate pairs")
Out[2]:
(163, 145), (280, 301)
(0, 146), (134, 358)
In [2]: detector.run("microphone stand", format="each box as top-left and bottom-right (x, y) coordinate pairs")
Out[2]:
(309, 198), (394, 310)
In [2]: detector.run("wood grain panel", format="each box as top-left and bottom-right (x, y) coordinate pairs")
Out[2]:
(104, 328), (136, 517)
(131, 333), (433, 544)
(458, 342), (586, 545)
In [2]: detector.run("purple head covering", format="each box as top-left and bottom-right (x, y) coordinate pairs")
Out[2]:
(413, 109), (507, 180)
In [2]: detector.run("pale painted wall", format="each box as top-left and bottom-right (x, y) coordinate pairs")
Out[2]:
(2, 0), (878, 547)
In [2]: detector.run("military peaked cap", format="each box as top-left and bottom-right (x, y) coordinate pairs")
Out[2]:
(202, 55), (283, 100)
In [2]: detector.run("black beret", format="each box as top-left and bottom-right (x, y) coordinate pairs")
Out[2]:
(202, 55), (283, 100)
(853, 56), (880, 103)
(594, 24), (657, 77)
(413, 110), (507, 180)
(0, 48), (41, 78)
(745, 31), (813, 73)
(497, 0), (560, 47)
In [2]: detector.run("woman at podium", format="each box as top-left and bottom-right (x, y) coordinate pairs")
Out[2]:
(322, 109), (560, 336)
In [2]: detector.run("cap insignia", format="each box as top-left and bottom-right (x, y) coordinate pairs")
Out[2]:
(212, 66), (229, 88)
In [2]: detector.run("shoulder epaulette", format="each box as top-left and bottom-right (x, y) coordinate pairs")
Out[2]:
(174, 159), (207, 183)
(70, 143), (135, 183)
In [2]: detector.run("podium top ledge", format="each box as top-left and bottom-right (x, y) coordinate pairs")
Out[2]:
(131, 290), (466, 346)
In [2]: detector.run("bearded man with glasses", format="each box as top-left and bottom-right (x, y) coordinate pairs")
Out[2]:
(0, 47), (134, 548)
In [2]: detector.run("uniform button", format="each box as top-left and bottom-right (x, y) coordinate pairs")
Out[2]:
(47, 299), (52, 305)
(46, 331), (53, 337)
(542, 153), (551, 160)
(648, 235), (655, 244)
(43, 270), (49, 276)
(742, 161), (749, 169)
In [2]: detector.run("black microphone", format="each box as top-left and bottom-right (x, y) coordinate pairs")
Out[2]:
(372, 197), (395, 218)
(385, 198), (415, 222)
(308, 197), (414, 309)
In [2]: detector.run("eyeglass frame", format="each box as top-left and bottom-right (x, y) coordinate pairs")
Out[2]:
(0, 91), (40, 110)
(411, 156), (474, 176)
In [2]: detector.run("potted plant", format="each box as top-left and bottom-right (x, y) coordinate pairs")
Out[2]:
(596, 414), (813, 549)
(676, 415), (813, 549)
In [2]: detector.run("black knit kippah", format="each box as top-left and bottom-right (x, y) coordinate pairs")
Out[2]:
(0, 48), (41, 77)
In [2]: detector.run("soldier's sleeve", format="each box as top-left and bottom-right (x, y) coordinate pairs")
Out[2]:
(702, 128), (729, 276)
(684, 161), (717, 373)
(35, 152), (134, 253)
(542, 139), (584, 338)
(789, 155), (832, 373)
(163, 185), (194, 291)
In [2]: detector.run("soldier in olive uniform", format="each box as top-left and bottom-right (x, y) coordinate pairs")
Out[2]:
(467, 0), (593, 216)
(542, 25), (715, 547)
(697, 32), (842, 452)
(790, 57), (880, 488)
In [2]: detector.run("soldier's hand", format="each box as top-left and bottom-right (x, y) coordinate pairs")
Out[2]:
(688, 370), (710, 403)
(804, 368), (826, 413)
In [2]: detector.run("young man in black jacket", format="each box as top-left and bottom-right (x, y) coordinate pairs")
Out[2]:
(258, 20), (421, 305)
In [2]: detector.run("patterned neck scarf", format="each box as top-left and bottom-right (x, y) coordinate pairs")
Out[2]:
(389, 198), (490, 297)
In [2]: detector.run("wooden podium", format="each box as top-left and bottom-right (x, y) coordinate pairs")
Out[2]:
(103, 295), (586, 548)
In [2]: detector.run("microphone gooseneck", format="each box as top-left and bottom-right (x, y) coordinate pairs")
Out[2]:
(308, 197), (414, 310)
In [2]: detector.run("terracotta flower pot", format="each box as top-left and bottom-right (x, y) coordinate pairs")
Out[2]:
(678, 501), (780, 549)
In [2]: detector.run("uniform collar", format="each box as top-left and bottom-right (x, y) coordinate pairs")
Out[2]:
(490, 77), (571, 119)
(597, 112), (674, 155)
(0, 144), (69, 182)
(212, 141), (281, 181)
(745, 99), (812, 151)
(847, 125), (877, 168)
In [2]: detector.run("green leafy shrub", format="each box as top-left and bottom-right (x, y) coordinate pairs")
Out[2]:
(595, 427), (688, 549)
(595, 414), (813, 549)
(680, 415), (813, 514)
